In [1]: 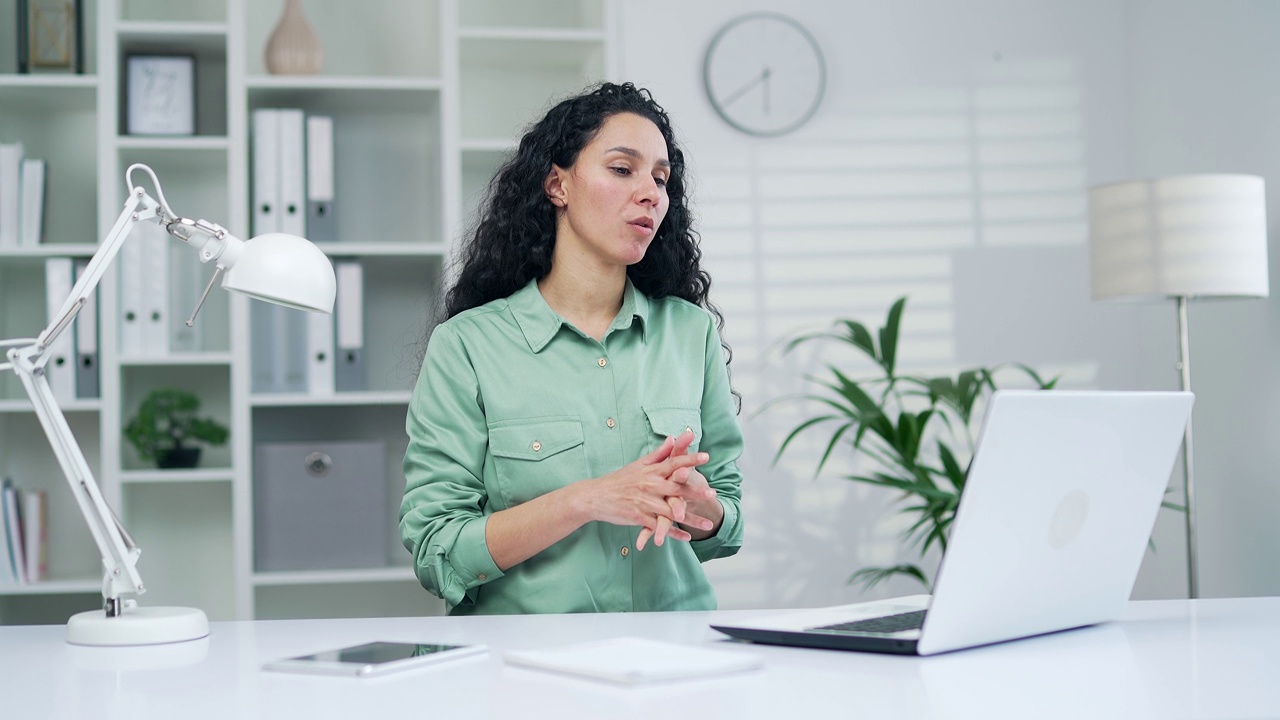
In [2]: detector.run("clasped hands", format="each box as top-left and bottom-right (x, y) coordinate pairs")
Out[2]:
(586, 430), (718, 551)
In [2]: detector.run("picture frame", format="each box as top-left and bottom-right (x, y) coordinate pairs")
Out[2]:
(18, 0), (85, 74)
(126, 54), (197, 136)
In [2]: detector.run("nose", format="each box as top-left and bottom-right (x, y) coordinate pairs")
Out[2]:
(636, 176), (661, 205)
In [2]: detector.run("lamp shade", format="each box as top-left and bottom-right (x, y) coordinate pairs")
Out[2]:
(220, 233), (336, 313)
(1088, 174), (1268, 300)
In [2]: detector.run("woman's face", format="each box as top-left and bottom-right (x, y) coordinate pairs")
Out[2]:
(545, 112), (671, 270)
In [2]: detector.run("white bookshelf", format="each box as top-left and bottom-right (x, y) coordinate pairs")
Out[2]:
(0, 0), (613, 625)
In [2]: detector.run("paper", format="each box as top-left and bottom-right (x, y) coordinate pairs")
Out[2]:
(503, 637), (762, 685)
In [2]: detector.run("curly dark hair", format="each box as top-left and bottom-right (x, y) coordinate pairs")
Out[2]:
(446, 82), (711, 317)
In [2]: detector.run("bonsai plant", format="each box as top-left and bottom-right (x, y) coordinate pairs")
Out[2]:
(772, 297), (1058, 591)
(124, 388), (229, 469)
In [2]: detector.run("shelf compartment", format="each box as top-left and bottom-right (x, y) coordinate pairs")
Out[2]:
(249, 255), (439, 396)
(0, 86), (98, 249)
(117, 27), (228, 137)
(459, 0), (604, 30)
(459, 36), (606, 140)
(244, 0), (440, 79)
(0, 0), (100, 76)
(251, 404), (410, 583)
(0, 412), (103, 585)
(120, 365), (231, 471)
(121, 481), (235, 620)
(246, 92), (443, 247)
(0, 256), (101, 403)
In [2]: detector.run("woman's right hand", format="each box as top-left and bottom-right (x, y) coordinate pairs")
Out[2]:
(574, 437), (714, 542)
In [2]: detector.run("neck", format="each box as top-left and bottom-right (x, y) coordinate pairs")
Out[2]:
(538, 255), (627, 341)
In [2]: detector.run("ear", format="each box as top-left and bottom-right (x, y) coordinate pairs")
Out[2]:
(544, 165), (568, 207)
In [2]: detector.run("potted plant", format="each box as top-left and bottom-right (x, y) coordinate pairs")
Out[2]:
(772, 297), (1058, 590)
(124, 388), (229, 469)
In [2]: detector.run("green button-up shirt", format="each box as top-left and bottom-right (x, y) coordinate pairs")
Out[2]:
(400, 278), (744, 615)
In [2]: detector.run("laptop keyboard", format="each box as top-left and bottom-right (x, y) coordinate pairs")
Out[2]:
(811, 610), (927, 635)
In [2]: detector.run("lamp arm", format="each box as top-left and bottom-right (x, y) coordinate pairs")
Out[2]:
(0, 182), (168, 611)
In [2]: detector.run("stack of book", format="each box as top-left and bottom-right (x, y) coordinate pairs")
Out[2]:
(0, 142), (46, 249)
(0, 478), (48, 587)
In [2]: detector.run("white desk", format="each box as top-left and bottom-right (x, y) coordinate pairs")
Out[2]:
(2, 597), (1276, 719)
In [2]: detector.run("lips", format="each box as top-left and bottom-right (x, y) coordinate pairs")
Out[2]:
(628, 217), (654, 230)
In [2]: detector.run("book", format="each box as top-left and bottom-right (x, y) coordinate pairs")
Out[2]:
(2, 480), (26, 584)
(305, 115), (336, 243)
(74, 258), (100, 398)
(19, 158), (45, 246)
(44, 257), (77, 404)
(21, 490), (47, 583)
(503, 637), (763, 685)
(0, 143), (23, 248)
(334, 260), (366, 392)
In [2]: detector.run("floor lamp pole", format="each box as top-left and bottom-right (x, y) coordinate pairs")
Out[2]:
(1175, 296), (1199, 599)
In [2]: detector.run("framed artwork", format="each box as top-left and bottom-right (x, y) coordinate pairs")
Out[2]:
(18, 0), (85, 74)
(126, 54), (197, 136)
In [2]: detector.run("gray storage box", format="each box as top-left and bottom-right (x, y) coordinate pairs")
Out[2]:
(254, 440), (388, 572)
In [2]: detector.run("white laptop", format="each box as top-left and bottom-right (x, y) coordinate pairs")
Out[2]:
(712, 390), (1194, 656)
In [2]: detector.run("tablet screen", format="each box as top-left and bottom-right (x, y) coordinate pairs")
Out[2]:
(297, 642), (466, 665)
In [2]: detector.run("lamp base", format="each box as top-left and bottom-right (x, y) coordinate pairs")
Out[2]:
(67, 605), (209, 646)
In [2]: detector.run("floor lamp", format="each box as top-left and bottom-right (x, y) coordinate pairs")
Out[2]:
(1088, 174), (1269, 599)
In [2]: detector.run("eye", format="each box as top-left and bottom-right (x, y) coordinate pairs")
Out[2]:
(654, 175), (668, 188)
(611, 166), (631, 176)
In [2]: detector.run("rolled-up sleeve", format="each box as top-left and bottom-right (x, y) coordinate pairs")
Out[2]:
(399, 324), (503, 608)
(689, 315), (745, 563)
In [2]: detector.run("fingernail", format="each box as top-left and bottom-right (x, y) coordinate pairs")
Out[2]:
(698, 453), (709, 462)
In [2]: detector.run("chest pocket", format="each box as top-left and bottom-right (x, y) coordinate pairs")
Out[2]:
(643, 406), (702, 453)
(488, 417), (587, 507)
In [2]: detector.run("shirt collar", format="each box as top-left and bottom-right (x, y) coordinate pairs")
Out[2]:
(509, 277), (651, 353)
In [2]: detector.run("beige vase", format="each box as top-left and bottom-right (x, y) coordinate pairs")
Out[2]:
(264, 0), (324, 75)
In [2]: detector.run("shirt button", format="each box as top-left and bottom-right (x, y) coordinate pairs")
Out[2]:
(531, 441), (542, 452)
(597, 357), (607, 367)
(477, 573), (487, 581)
(620, 546), (630, 557)
(606, 418), (616, 429)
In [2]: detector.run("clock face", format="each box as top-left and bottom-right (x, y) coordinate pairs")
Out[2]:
(703, 13), (826, 137)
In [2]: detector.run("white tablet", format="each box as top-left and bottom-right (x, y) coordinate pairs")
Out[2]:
(263, 641), (488, 678)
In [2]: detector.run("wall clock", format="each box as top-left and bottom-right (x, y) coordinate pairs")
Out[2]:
(703, 12), (826, 137)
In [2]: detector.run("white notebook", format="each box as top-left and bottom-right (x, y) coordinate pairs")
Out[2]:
(503, 637), (762, 685)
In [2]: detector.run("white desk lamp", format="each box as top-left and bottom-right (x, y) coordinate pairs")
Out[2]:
(0, 164), (336, 645)
(1088, 174), (1268, 599)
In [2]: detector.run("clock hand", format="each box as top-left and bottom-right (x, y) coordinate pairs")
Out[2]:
(762, 66), (772, 115)
(719, 68), (769, 108)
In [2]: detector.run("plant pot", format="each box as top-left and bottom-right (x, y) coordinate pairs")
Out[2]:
(157, 447), (202, 469)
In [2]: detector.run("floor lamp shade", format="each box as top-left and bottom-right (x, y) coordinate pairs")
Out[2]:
(1089, 174), (1268, 300)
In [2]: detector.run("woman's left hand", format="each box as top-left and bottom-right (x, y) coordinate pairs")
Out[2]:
(636, 430), (724, 550)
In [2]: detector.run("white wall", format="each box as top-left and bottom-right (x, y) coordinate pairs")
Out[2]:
(617, 0), (1280, 609)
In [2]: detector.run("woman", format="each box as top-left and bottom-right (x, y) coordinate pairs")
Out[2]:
(400, 82), (744, 615)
